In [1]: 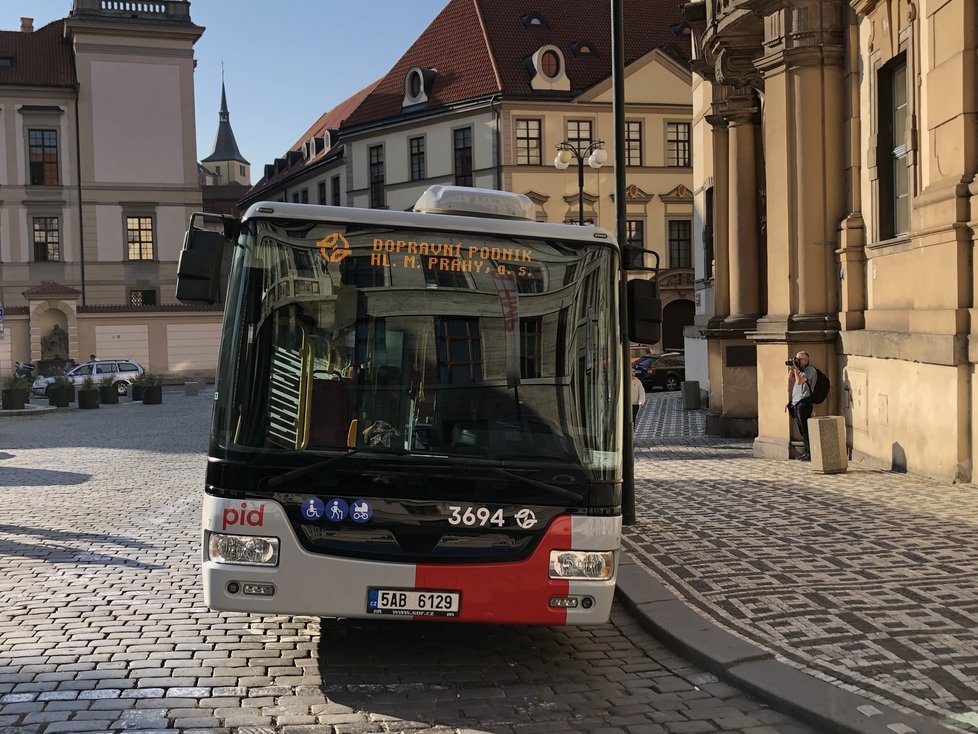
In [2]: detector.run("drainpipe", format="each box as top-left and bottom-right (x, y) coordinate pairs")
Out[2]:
(73, 82), (86, 306)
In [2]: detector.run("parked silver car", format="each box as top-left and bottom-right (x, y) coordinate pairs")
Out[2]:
(32, 359), (145, 397)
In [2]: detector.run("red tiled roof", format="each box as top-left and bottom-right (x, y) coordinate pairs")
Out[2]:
(342, 0), (689, 127)
(479, 0), (690, 97)
(22, 281), (81, 297)
(2, 306), (29, 316)
(343, 0), (499, 127)
(247, 80), (381, 195)
(0, 20), (75, 88)
(292, 78), (382, 150)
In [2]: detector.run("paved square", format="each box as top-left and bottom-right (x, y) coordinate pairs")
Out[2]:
(628, 393), (978, 732)
(0, 394), (808, 733)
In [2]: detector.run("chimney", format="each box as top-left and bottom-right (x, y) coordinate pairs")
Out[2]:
(20, 17), (34, 32)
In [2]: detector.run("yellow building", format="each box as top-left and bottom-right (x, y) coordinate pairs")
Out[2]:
(684, 0), (977, 482)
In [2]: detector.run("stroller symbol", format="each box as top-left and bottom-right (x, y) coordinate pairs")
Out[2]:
(351, 500), (372, 523)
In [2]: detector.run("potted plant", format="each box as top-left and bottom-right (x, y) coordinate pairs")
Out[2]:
(141, 373), (163, 405)
(1, 374), (30, 410)
(48, 376), (74, 408)
(78, 375), (99, 410)
(98, 375), (119, 405)
(130, 372), (148, 402)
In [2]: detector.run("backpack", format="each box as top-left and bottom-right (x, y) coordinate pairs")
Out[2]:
(811, 367), (830, 405)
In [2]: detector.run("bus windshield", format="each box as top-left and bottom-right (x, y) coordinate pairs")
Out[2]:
(213, 217), (622, 479)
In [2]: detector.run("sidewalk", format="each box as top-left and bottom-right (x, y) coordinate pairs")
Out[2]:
(620, 392), (978, 733)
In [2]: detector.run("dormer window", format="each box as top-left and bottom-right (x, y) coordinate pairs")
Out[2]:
(528, 45), (569, 91)
(570, 40), (596, 56)
(403, 66), (437, 108)
(521, 12), (548, 29)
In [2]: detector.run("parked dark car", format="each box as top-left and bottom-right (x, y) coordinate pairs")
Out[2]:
(634, 353), (685, 391)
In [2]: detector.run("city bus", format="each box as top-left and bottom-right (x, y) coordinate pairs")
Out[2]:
(176, 185), (659, 625)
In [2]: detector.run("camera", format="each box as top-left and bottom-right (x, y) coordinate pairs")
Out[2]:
(785, 357), (801, 367)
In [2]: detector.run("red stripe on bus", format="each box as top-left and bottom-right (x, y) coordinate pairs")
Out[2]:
(413, 515), (572, 624)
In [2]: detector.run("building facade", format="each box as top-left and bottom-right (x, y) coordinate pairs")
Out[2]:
(242, 0), (695, 354)
(0, 1), (218, 379)
(684, 0), (978, 482)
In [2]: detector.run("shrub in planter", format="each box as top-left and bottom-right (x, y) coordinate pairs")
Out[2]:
(78, 375), (99, 410)
(130, 372), (148, 401)
(141, 373), (163, 405)
(98, 375), (119, 405)
(2, 375), (30, 410)
(48, 376), (74, 408)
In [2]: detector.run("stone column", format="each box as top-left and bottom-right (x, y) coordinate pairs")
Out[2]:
(754, 0), (847, 325)
(837, 8), (866, 332)
(704, 89), (762, 438)
(724, 93), (762, 324)
(706, 113), (730, 320)
(751, 0), (848, 459)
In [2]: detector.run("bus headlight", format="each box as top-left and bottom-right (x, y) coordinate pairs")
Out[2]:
(207, 533), (279, 566)
(549, 551), (614, 580)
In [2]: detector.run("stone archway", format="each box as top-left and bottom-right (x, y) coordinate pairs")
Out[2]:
(25, 283), (82, 375)
(662, 299), (694, 352)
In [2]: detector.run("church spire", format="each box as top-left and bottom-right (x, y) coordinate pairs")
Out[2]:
(202, 73), (248, 171)
(219, 62), (229, 123)
(219, 81), (229, 123)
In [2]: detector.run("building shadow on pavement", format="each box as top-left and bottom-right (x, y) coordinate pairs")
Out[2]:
(0, 467), (90, 486)
(0, 522), (162, 569)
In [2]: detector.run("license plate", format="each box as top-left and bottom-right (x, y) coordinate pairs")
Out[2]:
(367, 588), (461, 617)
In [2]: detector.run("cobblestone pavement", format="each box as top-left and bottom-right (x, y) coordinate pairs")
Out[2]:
(628, 393), (978, 733)
(0, 394), (812, 734)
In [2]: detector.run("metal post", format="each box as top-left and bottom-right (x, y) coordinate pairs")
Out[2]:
(577, 156), (585, 226)
(612, 0), (635, 526)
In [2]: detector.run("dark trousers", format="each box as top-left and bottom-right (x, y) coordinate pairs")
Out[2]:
(632, 404), (640, 423)
(793, 398), (813, 456)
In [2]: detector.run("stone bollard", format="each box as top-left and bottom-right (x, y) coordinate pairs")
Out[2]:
(681, 380), (700, 411)
(184, 381), (200, 396)
(808, 416), (847, 473)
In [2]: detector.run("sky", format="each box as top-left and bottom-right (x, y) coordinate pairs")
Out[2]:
(2, 0), (449, 179)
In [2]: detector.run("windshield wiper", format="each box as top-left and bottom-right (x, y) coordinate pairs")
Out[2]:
(261, 446), (407, 490)
(484, 466), (585, 502)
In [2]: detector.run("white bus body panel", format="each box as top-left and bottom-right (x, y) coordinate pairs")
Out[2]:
(203, 496), (620, 625)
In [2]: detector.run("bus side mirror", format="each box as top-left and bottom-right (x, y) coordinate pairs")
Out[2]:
(626, 278), (661, 344)
(176, 214), (233, 305)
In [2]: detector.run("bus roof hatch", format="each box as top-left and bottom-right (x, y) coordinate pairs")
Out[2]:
(413, 185), (534, 221)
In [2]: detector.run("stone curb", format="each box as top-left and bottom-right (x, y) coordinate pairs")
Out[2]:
(0, 404), (58, 417)
(616, 554), (958, 734)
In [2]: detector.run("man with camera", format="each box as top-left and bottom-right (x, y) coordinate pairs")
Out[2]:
(786, 351), (816, 461)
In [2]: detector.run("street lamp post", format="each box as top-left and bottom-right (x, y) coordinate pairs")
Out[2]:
(554, 140), (608, 225)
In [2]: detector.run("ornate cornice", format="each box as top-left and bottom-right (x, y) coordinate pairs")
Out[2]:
(755, 0), (848, 72)
(714, 45), (764, 88)
(691, 0), (850, 87)
(714, 85), (760, 125)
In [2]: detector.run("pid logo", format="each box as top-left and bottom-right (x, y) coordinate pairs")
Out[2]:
(221, 502), (265, 531)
